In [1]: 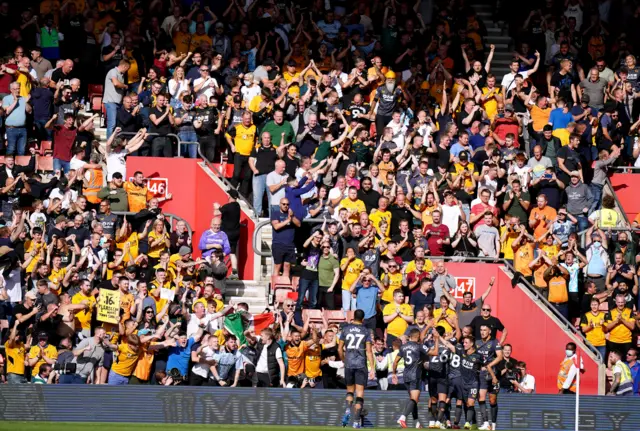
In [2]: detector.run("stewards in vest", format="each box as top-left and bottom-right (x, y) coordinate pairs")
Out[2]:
(607, 350), (634, 396)
(588, 195), (622, 229)
(557, 342), (582, 394)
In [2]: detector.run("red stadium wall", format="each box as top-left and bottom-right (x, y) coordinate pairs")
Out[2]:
(609, 173), (640, 222)
(444, 263), (600, 395)
(126, 157), (256, 280)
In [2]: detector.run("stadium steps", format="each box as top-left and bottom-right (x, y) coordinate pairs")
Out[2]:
(226, 280), (270, 313)
(471, 2), (513, 81)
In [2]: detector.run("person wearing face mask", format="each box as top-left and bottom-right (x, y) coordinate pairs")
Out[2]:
(557, 342), (582, 394)
(584, 229), (610, 293)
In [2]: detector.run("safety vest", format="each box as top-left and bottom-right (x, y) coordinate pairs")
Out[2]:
(557, 357), (577, 392)
(83, 168), (104, 204)
(598, 208), (618, 228)
(614, 360), (634, 395)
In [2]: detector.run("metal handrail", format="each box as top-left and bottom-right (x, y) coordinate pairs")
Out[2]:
(113, 211), (193, 238)
(252, 219), (604, 362)
(197, 145), (257, 217)
(609, 166), (640, 172)
(253, 217), (327, 257)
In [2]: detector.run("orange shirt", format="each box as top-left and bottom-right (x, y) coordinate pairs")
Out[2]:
(529, 206), (557, 238)
(513, 242), (535, 277)
(133, 342), (157, 381)
(285, 342), (308, 376)
(123, 181), (154, 213)
(529, 105), (552, 132)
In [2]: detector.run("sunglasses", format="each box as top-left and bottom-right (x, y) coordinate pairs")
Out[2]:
(482, 308), (491, 311)
(146, 310), (154, 314)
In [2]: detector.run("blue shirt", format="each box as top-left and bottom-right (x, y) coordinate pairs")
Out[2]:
(355, 284), (378, 319)
(30, 87), (54, 121)
(271, 209), (296, 246)
(548, 108), (573, 130)
(449, 143), (472, 158)
(627, 361), (640, 395)
(166, 337), (195, 376)
(469, 133), (486, 150)
(2, 95), (27, 127)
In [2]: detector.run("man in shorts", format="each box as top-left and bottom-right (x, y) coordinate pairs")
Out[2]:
(338, 309), (375, 428)
(270, 197), (301, 278)
(393, 328), (428, 428)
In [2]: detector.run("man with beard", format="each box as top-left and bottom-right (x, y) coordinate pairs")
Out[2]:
(370, 71), (406, 138)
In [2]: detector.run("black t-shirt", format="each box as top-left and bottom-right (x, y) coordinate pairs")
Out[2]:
(550, 71), (575, 103)
(51, 69), (74, 86)
(220, 201), (241, 235)
(101, 45), (124, 72)
(556, 146), (581, 175)
(250, 146), (278, 175)
(436, 145), (451, 170)
(283, 155), (299, 178)
(14, 304), (35, 334)
(301, 244), (321, 280)
(195, 107), (219, 135)
(149, 107), (172, 135)
(358, 188), (381, 214)
(470, 315), (505, 340)
(389, 205), (413, 237)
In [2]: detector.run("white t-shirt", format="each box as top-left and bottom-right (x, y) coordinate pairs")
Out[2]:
(241, 85), (262, 106)
(186, 313), (216, 338)
(5, 269), (22, 303)
(266, 171), (289, 205)
(191, 345), (219, 378)
(386, 119), (407, 150)
(519, 374), (536, 393)
(441, 204), (462, 237)
(501, 70), (529, 94)
(194, 77), (218, 100)
(70, 156), (85, 172)
(107, 149), (127, 181)
(328, 186), (347, 203)
(255, 340), (283, 374)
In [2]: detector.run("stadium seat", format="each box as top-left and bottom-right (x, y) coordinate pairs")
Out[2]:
(598, 302), (609, 312)
(271, 275), (295, 305)
(324, 310), (348, 325)
(39, 141), (53, 156)
(302, 309), (324, 325)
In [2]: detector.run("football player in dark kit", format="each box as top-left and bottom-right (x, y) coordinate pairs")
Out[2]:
(338, 309), (376, 429)
(476, 324), (504, 430)
(440, 334), (495, 429)
(425, 325), (455, 428)
(392, 327), (429, 428)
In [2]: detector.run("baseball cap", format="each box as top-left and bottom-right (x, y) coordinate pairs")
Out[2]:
(215, 21), (224, 29)
(25, 291), (37, 300)
(459, 151), (469, 161)
(570, 171), (580, 177)
(504, 103), (515, 112)
(37, 331), (49, 340)
(581, 94), (590, 103)
(125, 265), (138, 273)
(179, 246), (192, 257)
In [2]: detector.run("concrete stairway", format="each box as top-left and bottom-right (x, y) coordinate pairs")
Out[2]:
(472, 2), (513, 80)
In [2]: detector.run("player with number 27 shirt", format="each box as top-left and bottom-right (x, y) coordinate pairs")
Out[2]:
(338, 309), (375, 429)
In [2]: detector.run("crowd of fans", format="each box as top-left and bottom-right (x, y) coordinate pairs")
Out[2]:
(0, 0), (638, 419)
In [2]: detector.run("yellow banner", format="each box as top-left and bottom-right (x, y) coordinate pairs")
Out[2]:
(97, 289), (121, 324)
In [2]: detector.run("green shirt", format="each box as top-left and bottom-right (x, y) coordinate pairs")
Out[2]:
(505, 190), (531, 224)
(318, 255), (339, 287)
(352, 141), (372, 164)
(313, 141), (332, 167)
(260, 120), (295, 147)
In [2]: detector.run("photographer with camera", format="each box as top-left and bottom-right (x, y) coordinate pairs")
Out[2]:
(495, 344), (519, 392)
(510, 361), (536, 393)
(54, 337), (78, 384)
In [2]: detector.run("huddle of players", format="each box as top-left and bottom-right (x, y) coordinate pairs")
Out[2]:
(337, 310), (503, 430)
(392, 324), (503, 430)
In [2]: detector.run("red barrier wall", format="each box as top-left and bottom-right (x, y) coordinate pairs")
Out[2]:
(609, 173), (640, 222)
(126, 157), (256, 280)
(444, 263), (600, 395)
